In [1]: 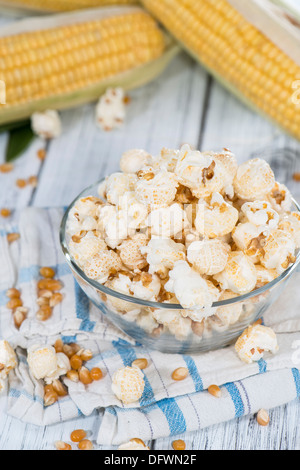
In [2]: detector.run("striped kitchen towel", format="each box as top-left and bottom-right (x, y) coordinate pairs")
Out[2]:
(0, 207), (299, 446)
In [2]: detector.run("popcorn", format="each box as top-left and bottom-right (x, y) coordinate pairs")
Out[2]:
(83, 250), (123, 283)
(95, 87), (126, 131)
(117, 191), (148, 230)
(232, 222), (263, 261)
(69, 231), (107, 266)
(104, 172), (137, 206)
(195, 192), (239, 238)
(118, 440), (149, 451)
(0, 341), (17, 393)
(165, 261), (220, 317)
(187, 239), (230, 275)
(240, 201), (279, 231)
(105, 273), (141, 316)
(135, 168), (178, 209)
(155, 147), (180, 172)
(27, 344), (70, 384)
(66, 197), (101, 236)
(111, 366), (145, 404)
(98, 204), (135, 249)
(279, 212), (300, 248)
(120, 149), (152, 174)
(267, 182), (292, 214)
(261, 229), (296, 274)
(141, 237), (186, 275)
(255, 265), (278, 288)
(175, 145), (227, 198)
(214, 251), (257, 294)
(233, 158), (275, 201)
(130, 272), (161, 302)
(215, 291), (243, 326)
(152, 308), (191, 340)
(31, 109), (61, 139)
(235, 324), (278, 363)
(118, 234), (148, 271)
(147, 203), (188, 238)
(136, 310), (160, 334)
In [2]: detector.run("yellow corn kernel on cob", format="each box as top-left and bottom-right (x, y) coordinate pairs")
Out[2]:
(0, 7), (179, 125)
(142, 0), (300, 141)
(0, 0), (138, 13)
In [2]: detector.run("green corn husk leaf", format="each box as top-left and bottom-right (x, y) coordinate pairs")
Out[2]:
(0, 6), (180, 126)
(5, 123), (35, 162)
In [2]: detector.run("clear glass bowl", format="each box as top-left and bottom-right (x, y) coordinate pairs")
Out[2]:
(60, 181), (300, 354)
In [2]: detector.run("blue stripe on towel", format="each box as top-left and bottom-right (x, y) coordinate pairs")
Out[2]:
(183, 355), (203, 392)
(156, 398), (187, 435)
(292, 368), (300, 396)
(258, 359), (267, 374)
(224, 382), (244, 417)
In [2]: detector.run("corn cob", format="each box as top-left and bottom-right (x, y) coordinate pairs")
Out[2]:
(0, 0), (138, 13)
(0, 7), (179, 125)
(142, 0), (300, 141)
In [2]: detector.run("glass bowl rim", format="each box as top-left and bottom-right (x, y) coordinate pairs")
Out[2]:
(60, 179), (300, 311)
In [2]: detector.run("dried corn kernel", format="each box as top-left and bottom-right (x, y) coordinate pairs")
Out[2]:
(172, 439), (186, 450)
(208, 384), (222, 398)
(256, 408), (270, 426)
(171, 367), (189, 381)
(70, 429), (87, 443)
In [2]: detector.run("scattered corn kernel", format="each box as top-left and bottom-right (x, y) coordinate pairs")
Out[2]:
(28, 175), (38, 187)
(0, 163), (13, 173)
(1, 208), (11, 218)
(37, 279), (63, 291)
(293, 173), (300, 182)
(132, 358), (148, 370)
(6, 298), (23, 310)
(40, 267), (56, 279)
(78, 439), (93, 450)
(79, 366), (93, 385)
(16, 179), (27, 188)
(70, 429), (87, 443)
(7, 233), (20, 243)
(37, 149), (46, 161)
(49, 292), (63, 307)
(55, 441), (72, 451)
(66, 369), (79, 383)
(44, 389), (58, 406)
(208, 384), (222, 398)
(90, 367), (103, 381)
(256, 408), (270, 426)
(36, 305), (52, 321)
(79, 349), (93, 361)
(6, 288), (21, 299)
(172, 439), (186, 450)
(171, 367), (189, 381)
(70, 355), (83, 371)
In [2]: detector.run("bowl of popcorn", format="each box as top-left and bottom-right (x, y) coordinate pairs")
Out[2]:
(60, 145), (300, 353)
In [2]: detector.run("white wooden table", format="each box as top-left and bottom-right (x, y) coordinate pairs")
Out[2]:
(0, 11), (300, 451)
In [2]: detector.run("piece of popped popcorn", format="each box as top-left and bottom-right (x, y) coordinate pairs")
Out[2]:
(104, 172), (138, 206)
(152, 308), (192, 341)
(195, 192), (239, 238)
(120, 149), (153, 174)
(135, 168), (178, 209)
(233, 158), (275, 201)
(261, 229), (296, 274)
(118, 439), (150, 451)
(175, 145), (228, 198)
(187, 239), (230, 275)
(118, 233), (149, 271)
(267, 182), (292, 214)
(31, 110), (61, 139)
(83, 250), (123, 283)
(214, 251), (257, 295)
(27, 344), (70, 384)
(278, 212), (300, 248)
(95, 88), (126, 131)
(141, 237), (186, 275)
(165, 261), (220, 314)
(69, 231), (107, 266)
(235, 324), (278, 363)
(111, 366), (145, 404)
(147, 203), (188, 239)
